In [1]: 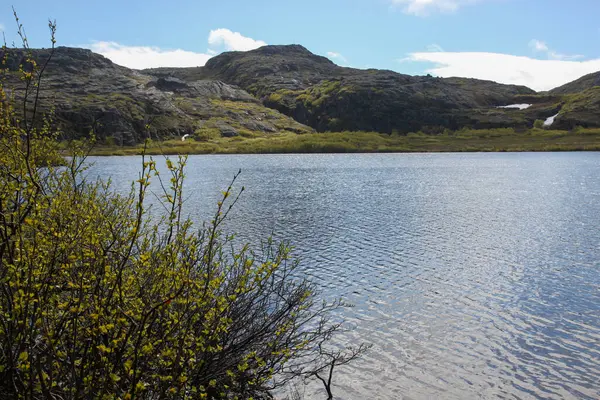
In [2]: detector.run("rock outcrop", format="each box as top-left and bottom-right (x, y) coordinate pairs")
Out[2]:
(2, 47), (312, 145)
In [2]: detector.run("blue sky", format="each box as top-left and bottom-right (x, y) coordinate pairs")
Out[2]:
(2, 0), (600, 90)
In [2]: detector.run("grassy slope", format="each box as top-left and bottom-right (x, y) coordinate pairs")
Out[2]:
(85, 128), (600, 155)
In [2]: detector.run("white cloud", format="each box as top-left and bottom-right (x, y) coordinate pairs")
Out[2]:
(529, 39), (548, 52)
(327, 51), (347, 64)
(84, 29), (266, 69)
(426, 43), (445, 52)
(529, 39), (583, 61)
(87, 42), (213, 69)
(391, 0), (480, 15)
(207, 28), (266, 51)
(406, 51), (600, 91)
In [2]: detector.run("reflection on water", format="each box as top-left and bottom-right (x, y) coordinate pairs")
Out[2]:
(88, 152), (600, 400)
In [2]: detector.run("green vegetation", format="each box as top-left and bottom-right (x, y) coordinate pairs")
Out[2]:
(86, 127), (600, 155)
(1, 17), (367, 399)
(208, 99), (312, 134)
(267, 80), (356, 111)
(561, 86), (600, 113)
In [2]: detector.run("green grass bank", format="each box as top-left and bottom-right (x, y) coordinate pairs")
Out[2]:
(83, 127), (600, 156)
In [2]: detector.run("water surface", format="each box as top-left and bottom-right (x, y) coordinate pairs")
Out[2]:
(89, 152), (600, 399)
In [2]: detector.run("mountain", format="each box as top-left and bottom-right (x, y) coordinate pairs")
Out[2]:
(1, 47), (312, 145)
(3, 45), (600, 145)
(147, 45), (539, 133)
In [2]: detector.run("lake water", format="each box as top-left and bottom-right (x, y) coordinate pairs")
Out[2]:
(88, 152), (600, 400)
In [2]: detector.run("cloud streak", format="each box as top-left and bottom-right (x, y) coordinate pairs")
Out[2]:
(84, 28), (266, 69)
(391, 0), (480, 15)
(407, 50), (600, 91)
(327, 51), (348, 64)
(528, 39), (583, 61)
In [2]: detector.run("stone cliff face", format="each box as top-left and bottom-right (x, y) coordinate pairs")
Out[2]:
(3, 45), (600, 144)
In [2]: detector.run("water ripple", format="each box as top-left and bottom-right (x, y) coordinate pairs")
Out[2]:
(88, 152), (600, 399)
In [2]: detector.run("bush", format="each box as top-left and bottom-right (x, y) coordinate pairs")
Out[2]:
(0, 16), (366, 399)
(533, 119), (545, 129)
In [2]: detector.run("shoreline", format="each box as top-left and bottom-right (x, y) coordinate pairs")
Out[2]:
(78, 129), (600, 156)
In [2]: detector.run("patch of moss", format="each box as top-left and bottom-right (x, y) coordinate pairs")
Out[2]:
(267, 92), (284, 103)
(174, 97), (196, 113)
(268, 80), (356, 112)
(561, 87), (600, 113)
(193, 126), (221, 141)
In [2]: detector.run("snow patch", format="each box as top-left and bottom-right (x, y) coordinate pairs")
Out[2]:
(544, 113), (559, 127)
(497, 104), (532, 110)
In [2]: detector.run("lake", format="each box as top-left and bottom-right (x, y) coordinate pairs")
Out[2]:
(88, 152), (600, 400)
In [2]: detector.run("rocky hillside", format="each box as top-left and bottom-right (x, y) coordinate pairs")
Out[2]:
(4, 45), (600, 144)
(149, 45), (542, 133)
(551, 88), (600, 129)
(536, 72), (600, 129)
(150, 45), (600, 132)
(489, 71), (600, 130)
(550, 71), (600, 94)
(1, 47), (312, 145)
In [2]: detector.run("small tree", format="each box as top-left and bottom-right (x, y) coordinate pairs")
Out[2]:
(0, 12), (367, 400)
(533, 119), (545, 129)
